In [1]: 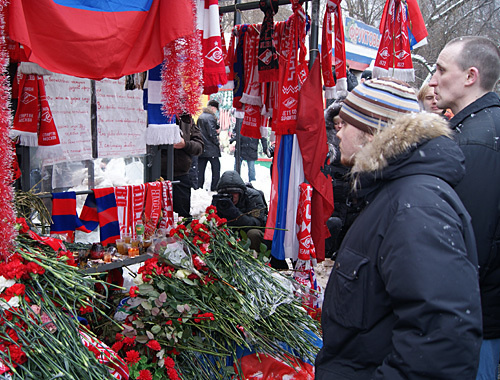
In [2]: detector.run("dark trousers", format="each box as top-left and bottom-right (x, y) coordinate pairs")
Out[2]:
(198, 156), (220, 191)
(173, 174), (191, 218)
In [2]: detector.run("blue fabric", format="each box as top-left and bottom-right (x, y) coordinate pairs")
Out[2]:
(476, 338), (500, 380)
(235, 158), (256, 182)
(271, 134), (293, 260)
(53, 0), (153, 12)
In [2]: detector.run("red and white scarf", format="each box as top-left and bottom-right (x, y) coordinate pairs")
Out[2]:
(322, 0), (347, 100)
(296, 183), (316, 263)
(197, 0), (227, 95)
(144, 182), (162, 239)
(273, 0), (307, 135)
(12, 73), (61, 154)
(159, 180), (174, 231)
(114, 184), (146, 239)
(373, 0), (414, 81)
(258, 0), (279, 83)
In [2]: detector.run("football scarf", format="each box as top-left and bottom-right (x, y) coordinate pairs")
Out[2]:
(258, 0), (279, 83)
(321, 0), (347, 99)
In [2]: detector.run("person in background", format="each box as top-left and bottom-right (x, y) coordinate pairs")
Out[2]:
(323, 97), (363, 259)
(212, 170), (268, 252)
(360, 69), (372, 83)
(161, 113), (204, 221)
(230, 126), (269, 183)
(417, 83), (449, 117)
(197, 99), (221, 191)
(315, 78), (482, 379)
(346, 62), (358, 92)
(430, 36), (500, 380)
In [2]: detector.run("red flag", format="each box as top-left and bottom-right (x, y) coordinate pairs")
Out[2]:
(8, 0), (194, 80)
(295, 58), (334, 262)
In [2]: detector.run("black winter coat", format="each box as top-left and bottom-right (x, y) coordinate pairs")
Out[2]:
(315, 113), (482, 380)
(197, 108), (221, 158)
(215, 170), (267, 228)
(450, 92), (500, 339)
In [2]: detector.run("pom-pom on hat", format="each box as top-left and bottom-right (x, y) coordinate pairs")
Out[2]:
(339, 77), (420, 133)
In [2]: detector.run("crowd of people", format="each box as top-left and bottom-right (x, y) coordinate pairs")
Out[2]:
(163, 34), (500, 380)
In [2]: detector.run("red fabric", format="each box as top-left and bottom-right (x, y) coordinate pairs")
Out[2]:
(296, 183), (315, 261)
(129, 184), (146, 239)
(241, 26), (260, 106)
(37, 76), (60, 146)
(264, 136), (281, 241)
(333, 0), (346, 86)
(295, 58), (334, 262)
(144, 182), (162, 238)
(114, 186), (131, 236)
(257, 0), (279, 83)
(199, 0), (227, 95)
(11, 141), (21, 182)
(8, 0), (194, 80)
(321, 4), (335, 89)
(236, 352), (314, 379)
(241, 104), (263, 139)
(374, 0), (414, 80)
(13, 73), (38, 134)
(159, 181), (174, 231)
(273, 0), (307, 135)
(406, 0), (427, 44)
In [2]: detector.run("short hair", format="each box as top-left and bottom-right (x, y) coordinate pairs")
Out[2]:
(446, 36), (500, 91)
(207, 99), (219, 110)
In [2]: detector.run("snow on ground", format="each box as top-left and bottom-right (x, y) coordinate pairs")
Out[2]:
(191, 152), (272, 217)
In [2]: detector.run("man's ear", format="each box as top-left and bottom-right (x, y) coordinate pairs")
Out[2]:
(465, 67), (479, 87)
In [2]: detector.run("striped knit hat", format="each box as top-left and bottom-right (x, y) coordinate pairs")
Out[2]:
(339, 77), (420, 133)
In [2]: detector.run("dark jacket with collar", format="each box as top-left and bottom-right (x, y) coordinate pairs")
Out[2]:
(197, 107), (221, 158)
(315, 113), (482, 380)
(449, 92), (500, 339)
(215, 170), (267, 228)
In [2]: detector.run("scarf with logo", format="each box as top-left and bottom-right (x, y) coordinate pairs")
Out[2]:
(321, 0), (347, 100)
(258, 0), (279, 83)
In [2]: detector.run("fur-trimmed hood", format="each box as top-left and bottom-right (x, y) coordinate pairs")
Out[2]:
(351, 112), (465, 194)
(202, 107), (216, 116)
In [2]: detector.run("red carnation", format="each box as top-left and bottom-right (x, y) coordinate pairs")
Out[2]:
(137, 369), (153, 380)
(167, 367), (180, 380)
(125, 350), (141, 364)
(115, 333), (124, 341)
(123, 336), (136, 347)
(164, 356), (175, 369)
(5, 284), (25, 297)
(146, 339), (161, 351)
(129, 286), (139, 298)
(9, 344), (27, 365)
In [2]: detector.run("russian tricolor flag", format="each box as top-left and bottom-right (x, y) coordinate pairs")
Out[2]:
(8, 0), (194, 79)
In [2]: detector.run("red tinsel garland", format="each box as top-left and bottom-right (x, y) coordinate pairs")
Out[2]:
(0, 0), (16, 260)
(161, 0), (202, 116)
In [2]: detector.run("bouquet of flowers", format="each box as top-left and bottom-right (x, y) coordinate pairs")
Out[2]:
(109, 206), (321, 379)
(0, 218), (126, 379)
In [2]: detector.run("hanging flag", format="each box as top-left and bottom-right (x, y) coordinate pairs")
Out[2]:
(373, 0), (427, 81)
(8, 0), (194, 80)
(321, 0), (347, 100)
(197, 0), (227, 95)
(295, 58), (334, 262)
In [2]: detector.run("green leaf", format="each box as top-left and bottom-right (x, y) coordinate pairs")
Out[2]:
(136, 335), (149, 344)
(141, 301), (153, 310)
(151, 324), (162, 334)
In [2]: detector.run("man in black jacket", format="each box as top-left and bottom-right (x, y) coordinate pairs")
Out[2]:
(212, 170), (267, 251)
(430, 36), (500, 380)
(315, 78), (482, 379)
(197, 100), (221, 191)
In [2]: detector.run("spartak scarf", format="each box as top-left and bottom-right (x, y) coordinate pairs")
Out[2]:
(321, 0), (347, 100)
(197, 0), (227, 95)
(144, 181), (162, 239)
(241, 26), (261, 106)
(373, 0), (414, 81)
(273, 0), (307, 135)
(258, 0), (279, 83)
(159, 180), (174, 231)
(241, 104), (263, 139)
(296, 182), (316, 263)
(13, 73), (61, 153)
(232, 25), (248, 110)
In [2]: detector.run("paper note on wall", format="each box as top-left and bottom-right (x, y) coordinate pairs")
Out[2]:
(96, 78), (147, 158)
(44, 73), (92, 164)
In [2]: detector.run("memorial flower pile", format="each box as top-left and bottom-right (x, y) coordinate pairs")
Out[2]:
(110, 206), (321, 379)
(0, 218), (125, 380)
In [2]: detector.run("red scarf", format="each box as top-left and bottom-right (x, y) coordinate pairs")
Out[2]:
(258, 0), (279, 83)
(374, 0), (414, 81)
(159, 181), (174, 231)
(197, 0), (227, 95)
(321, 0), (347, 99)
(144, 182), (162, 239)
(273, 0), (307, 135)
(296, 183), (316, 262)
(13, 73), (60, 148)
